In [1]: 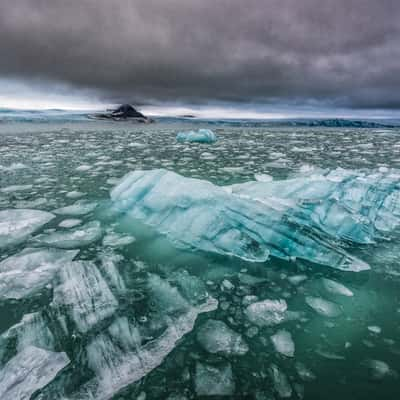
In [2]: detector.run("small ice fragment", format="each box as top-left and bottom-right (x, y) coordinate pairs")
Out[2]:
(270, 330), (295, 357)
(321, 278), (353, 297)
(305, 296), (342, 317)
(54, 200), (97, 216)
(76, 164), (92, 171)
(66, 190), (85, 199)
(34, 220), (102, 248)
(58, 218), (82, 228)
(367, 325), (382, 334)
(0, 184), (33, 193)
(196, 319), (249, 356)
(102, 232), (136, 247)
(288, 274), (307, 285)
(195, 362), (235, 396)
(245, 299), (287, 327)
(254, 173), (273, 182)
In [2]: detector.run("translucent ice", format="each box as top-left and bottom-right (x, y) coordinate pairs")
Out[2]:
(0, 209), (54, 249)
(63, 273), (217, 399)
(305, 296), (342, 318)
(110, 169), (369, 271)
(321, 278), (354, 297)
(176, 129), (217, 143)
(270, 330), (295, 357)
(0, 346), (69, 400)
(196, 319), (249, 356)
(195, 361), (235, 396)
(0, 247), (78, 299)
(52, 261), (118, 333)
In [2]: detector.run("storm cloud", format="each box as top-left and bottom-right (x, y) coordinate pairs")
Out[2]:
(1, 0), (399, 109)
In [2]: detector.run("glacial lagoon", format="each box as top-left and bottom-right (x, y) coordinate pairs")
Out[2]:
(1, 119), (400, 399)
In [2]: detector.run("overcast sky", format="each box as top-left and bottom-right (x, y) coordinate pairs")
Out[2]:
(1, 0), (399, 115)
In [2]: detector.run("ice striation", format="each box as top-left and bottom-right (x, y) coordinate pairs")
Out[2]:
(108, 168), (400, 271)
(196, 319), (249, 356)
(52, 261), (118, 333)
(176, 129), (217, 143)
(60, 272), (217, 400)
(0, 247), (78, 299)
(0, 346), (69, 400)
(0, 209), (54, 249)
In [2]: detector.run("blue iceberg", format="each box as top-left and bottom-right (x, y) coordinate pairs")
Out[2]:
(176, 128), (217, 143)
(109, 168), (400, 271)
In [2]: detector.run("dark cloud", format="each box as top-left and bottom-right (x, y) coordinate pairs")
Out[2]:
(0, 0), (399, 108)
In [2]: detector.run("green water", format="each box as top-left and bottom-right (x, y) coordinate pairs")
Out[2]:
(0, 121), (400, 399)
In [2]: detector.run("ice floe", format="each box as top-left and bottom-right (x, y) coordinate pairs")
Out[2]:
(305, 296), (342, 318)
(0, 247), (78, 299)
(194, 361), (235, 396)
(0, 209), (55, 249)
(34, 220), (102, 248)
(270, 329), (295, 357)
(245, 299), (288, 327)
(196, 319), (248, 356)
(0, 346), (69, 400)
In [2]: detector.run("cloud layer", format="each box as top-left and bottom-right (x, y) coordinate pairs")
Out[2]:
(1, 0), (399, 108)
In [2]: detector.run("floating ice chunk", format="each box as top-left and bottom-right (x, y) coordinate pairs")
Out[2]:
(102, 231), (136, 247)
(0, 184), (33, 193)
(0, 208), (54, 249)
(268, 364), (292, 398)
(245, 299), (288, 327)
(176, 129), (217, 143)
(0, 247), (78, 299)
(288, 274), (307, 285)
(76, 164), (92, 171)
(0, 346), (69, 400)
(99, 252), (126, 292)
(110, 169), (366, 270)
(0, 162), (28, 172)
(321, 278), (354, 297)
(52, 261), (118, 333)
(195, 362), (235, 396)
(270, 330), (295, 357)
(196, 319), (249, 356)
(367, 325), (382, 334)
(34, 220), (102, 248)
(254, 173), (273, 182)
(362, 360), (394, 380)
(1, 312), (55, 353)
(66, 190), (85, 199)
(295, 362), (316, 382)
(67, 274), (217, 399)
(58, 218), (82, 228)
(305, 296), (342, 317)
(54, 200), (97, 216)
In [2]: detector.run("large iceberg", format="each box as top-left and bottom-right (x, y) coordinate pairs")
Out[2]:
(109, 168), (400, 271)
(176, 129), (217, 143)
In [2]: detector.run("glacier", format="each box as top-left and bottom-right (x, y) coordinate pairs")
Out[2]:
(176, 129), (217, 143)
(110, 168), (400, 271)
